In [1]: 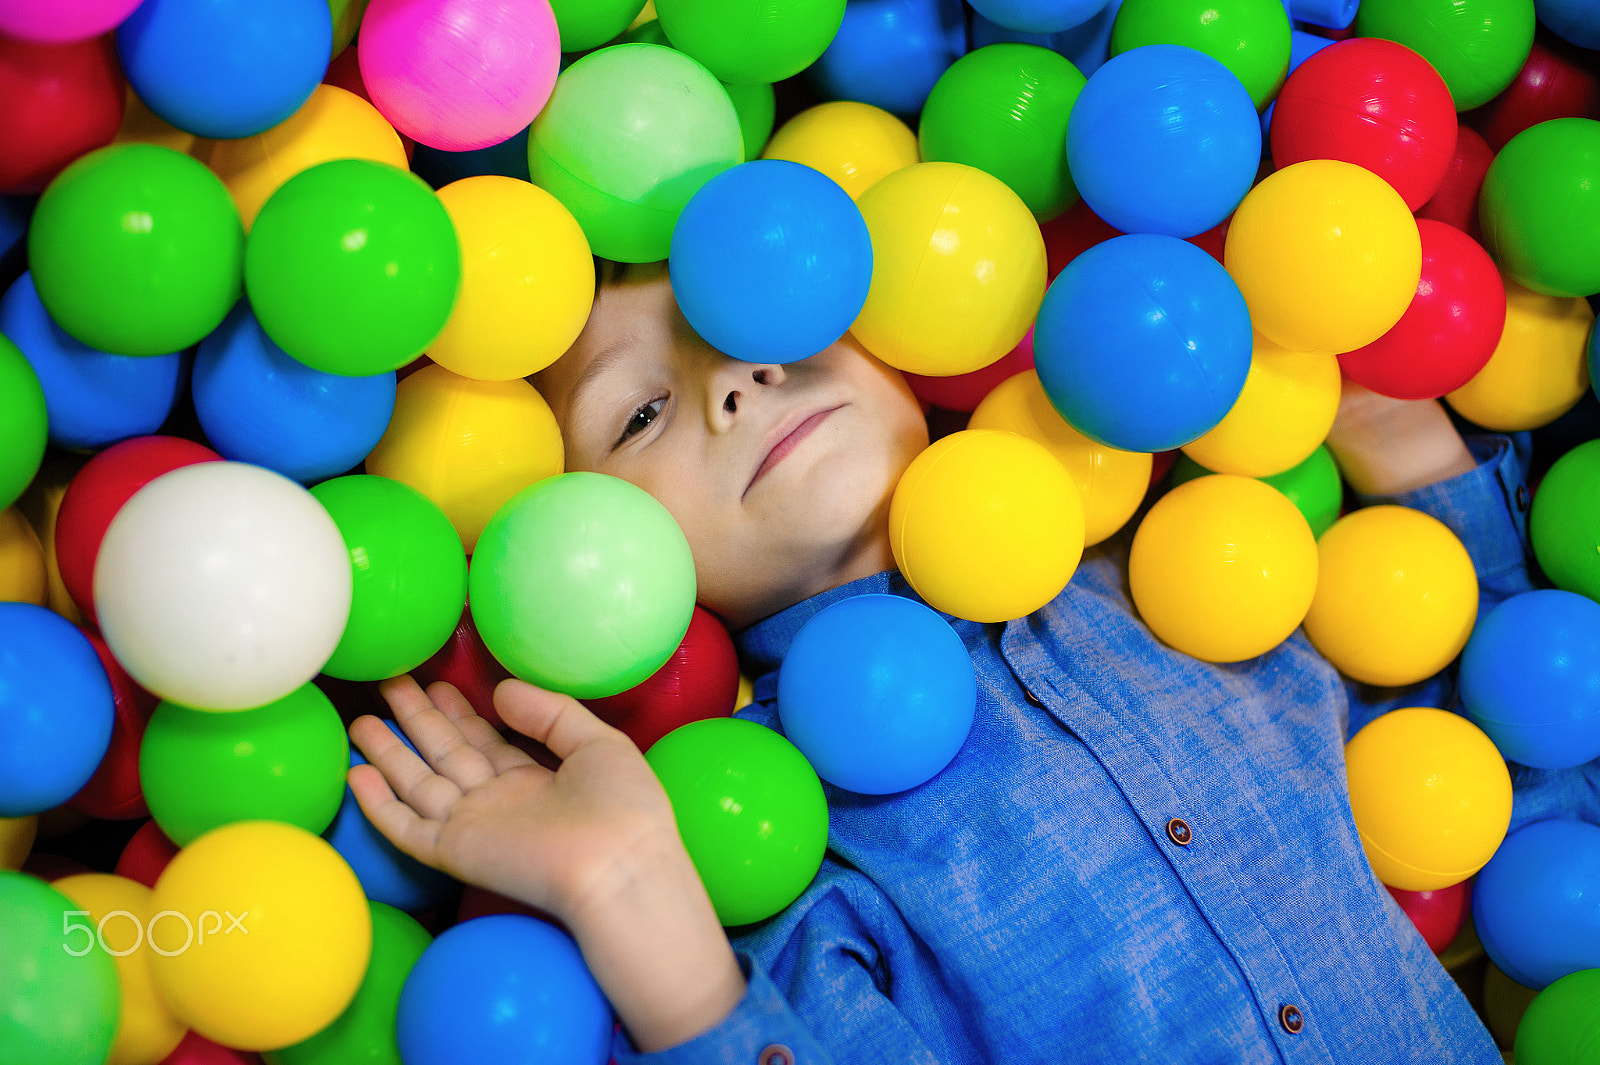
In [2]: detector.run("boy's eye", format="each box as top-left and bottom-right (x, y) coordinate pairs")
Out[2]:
(616, 397), (666, 448)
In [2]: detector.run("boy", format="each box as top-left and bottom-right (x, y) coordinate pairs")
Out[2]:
(348, 261), (1598, 1063)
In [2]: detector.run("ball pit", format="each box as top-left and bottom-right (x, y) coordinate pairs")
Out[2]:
(0, 33), (125, 195)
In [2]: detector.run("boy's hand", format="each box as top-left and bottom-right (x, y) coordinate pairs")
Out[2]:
(348, 677), (746, 1053)
(1323, 377), (1477, 497)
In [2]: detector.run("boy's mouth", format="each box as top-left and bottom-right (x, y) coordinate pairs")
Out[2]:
(744, 405), (844, 499)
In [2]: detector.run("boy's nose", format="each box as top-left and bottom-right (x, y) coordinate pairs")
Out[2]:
(721, 363), (785, 414)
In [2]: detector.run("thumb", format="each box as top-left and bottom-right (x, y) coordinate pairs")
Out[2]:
(492, 678), (621, 762)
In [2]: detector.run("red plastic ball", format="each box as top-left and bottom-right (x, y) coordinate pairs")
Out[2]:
(1387, 877), (1472, 954)
(66, 630), (157, 820)
(905, 331), (1035, 412)
(1338, 219), (1506, 400)
(159, 1030), (265, 1065)
(1416, 124), (1495, 242)
(1471, 33), (1600, 152)
(1270, 37), (1458, 211)
(583, 606), (739, 753)
(0, 33), (124, 194)
(54, 435), (220, 623)
(1041, 198), (1122, 282)
(410, 605), (512, 729)
(113, 817), (180, 888)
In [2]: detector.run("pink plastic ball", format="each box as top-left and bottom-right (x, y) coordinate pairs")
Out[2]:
(359, 0), (561, 152)
(0, 0), (143, 43)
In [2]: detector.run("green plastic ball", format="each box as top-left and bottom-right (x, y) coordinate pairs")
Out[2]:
(1356, 0), (1535, 112)
(1110, 0), (1291, 111)
(1480, 118), (1600, 298)
(1530, 438), (1600, 602)
(27, 143), (243, 356)
(1171, 444), (1343, 538)
(0, 334), (46, 512)
(0, 871), (120, 1065)
(549, 0), (647, 52)
(139, 682), (351, 846)
(622, 21), (776, 157)
(645, 717), (829, 927)
(244, 159), (462, 377)
(655, 0), (845, 85)
(1513, 967), (1600, 1065)
(264, 902), (431, 1065)
(310, 475), (467, 683)
(468, 471), (696, 700)
(528, 43), (743, 263)
(919, 43), (1087, 220)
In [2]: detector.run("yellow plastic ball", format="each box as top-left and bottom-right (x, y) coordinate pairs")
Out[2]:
(1128, 474), (1318, 663)
(0, 505), (46, 605)
(15, 453), (86, 625)
(1345, 707), (1512, 891)
(1302, 505), (1478, 687)
(114, 90), (201, 157)
(55, 873), (187, 1065)
(208, 84), (407, 229)
(762, 101), (920, 201)
(429, 176), (595, 381)
(365, 364), (564, 553)
(852, 162), (1046, 377)
(0, 814), (35, 870)
(1225, 159), (1421, 356)
(1180, 334), (1342, 478)
(889, 428), (1084, 623)
(969, 369), (1151, 547)
(1445, 277), (1593, 432)
(147, 821), (370, 1051)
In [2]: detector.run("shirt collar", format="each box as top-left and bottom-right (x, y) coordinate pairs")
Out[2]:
(734, 569), (921, 688)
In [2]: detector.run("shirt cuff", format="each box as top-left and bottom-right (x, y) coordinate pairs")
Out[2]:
(610, 951), (827, 1065)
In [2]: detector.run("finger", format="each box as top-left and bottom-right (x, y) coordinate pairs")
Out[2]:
(493, 678), (623, 762)
(349, 713), (466, 824)
(424, 680), (538, 775)
(346, 762), (444, 868)
(378, 675), (499, 794)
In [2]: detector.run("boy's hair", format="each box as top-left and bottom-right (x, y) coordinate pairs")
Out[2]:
(593, 258), (632, 288)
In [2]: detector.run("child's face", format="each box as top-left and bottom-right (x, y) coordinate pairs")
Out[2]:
(533, 264), (929, 631)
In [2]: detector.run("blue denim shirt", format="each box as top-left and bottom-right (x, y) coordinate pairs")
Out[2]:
(613, 436), (1600, 1065)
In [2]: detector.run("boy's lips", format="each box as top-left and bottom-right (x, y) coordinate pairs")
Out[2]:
(745, 405), (844, 498)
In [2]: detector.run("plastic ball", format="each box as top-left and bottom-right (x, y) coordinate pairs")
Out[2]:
(28, 143), (243, 356)
(0, 0), (143, 42)
(116, 0), (331, 139)
(724, 79), (777, 157)
(364, 364), (563, 553)
(1536, 0), (1600, 50)
(549, 0), (647, 51)
(1180, 333), (1342, 478)
(193, 303), (397, 484)
(1066, 44), (1261, 237)
(905, 329), (1036, 412)
(646, 716), (829, 926)
(1531, 440), (1600, 603)
(0, 33), (124, 195)
(1473, 34), (1600, 152)
(1128, 473), (1317, 662)
(1355, 0), (1535, 112)
(67, 630), (157, 821)
(94, 461), (354, 711)
(1033, 233), (1253, 452)
(0, 602), (113, 816)
(527, 43), (742, 264)
(0, 815), (34, 871)
(268, 901), (433, 1065)
(779, 594), (977, 794)
(919, 43), (1086, 220)
(410, 606), (512, 730)
(245, 158), (462, 377)
(1473, 818), (1600, 989)
(972, 0), (1108, 34)
(1386, 879), (1473, 954)
(207, 84), (408, 230)
(430, 176), (593, 381)
(359, 0), (558, 152)
(890, 429), (1085, 622)
(852, 161), (1047, 376)
(584, 606), (740, 753)
(113, 86), (205, 155)
(656, 0), (844, 85)
(1444, 277), (1592, 432)
(1345, 707), (1512, 892)
(1110, 0), (1291, 111)
(1480, 118), (1600, 299)
(0, 871), (120, 1065)
(762, 101), (920, 201)
(1269, 38), (1457, 211)
(1418, 124), (1495, 242)
(1459, 590), (1600, 770)
(1514, 967), (1600, 1064)
(309, 475), (467, 682)
(469, 472), (696, 699)
(1302, 505), (1478, 686)
(1170, 444), (1344, 538)
(1224, 159), (1421, 356)
(148, 820), (372, 1050)
(971, 2), (1125, 78)
(670, 160), (872, 364)
(0, 507), (45, 606)
(0, 334), (47, 512)
(397, 914), (610, 1065)
(805, 0), (968, 117)
(115, 818), (179, 888)
(1337, 220), (1506, 401)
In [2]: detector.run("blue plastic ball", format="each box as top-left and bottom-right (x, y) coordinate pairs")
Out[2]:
(1032, 233), (1252, 453)
(1473, 818), (1600, 990)
(0, 271), (183, 450)
(397, 914), (613, 1065)
(0, 602), (114, 817)
(1536, 0), (1600, 50)
(970, 0), (1108, 34)
(324, 720), (459, 913)
(1065, 43), (1261, 238)
(805, 0), (968, 118)
(116, 0), (333, 140)
(193, 303), (396, 484)
(777, 594), (977, 794)
(1260, 29), (1337, 141)
(971, 0), (1125, 77)
(670, 160), (873, 364)
(1459, 589), (1600, 770)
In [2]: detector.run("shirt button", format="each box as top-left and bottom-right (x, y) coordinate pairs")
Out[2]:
(1022, 685), (1045, 708)
(759, 1045), (795, 1065)
(1279, 1004), (1305, 1034)
(1166, 818), (1192, 846)
(1515, 484), (1529, 511)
